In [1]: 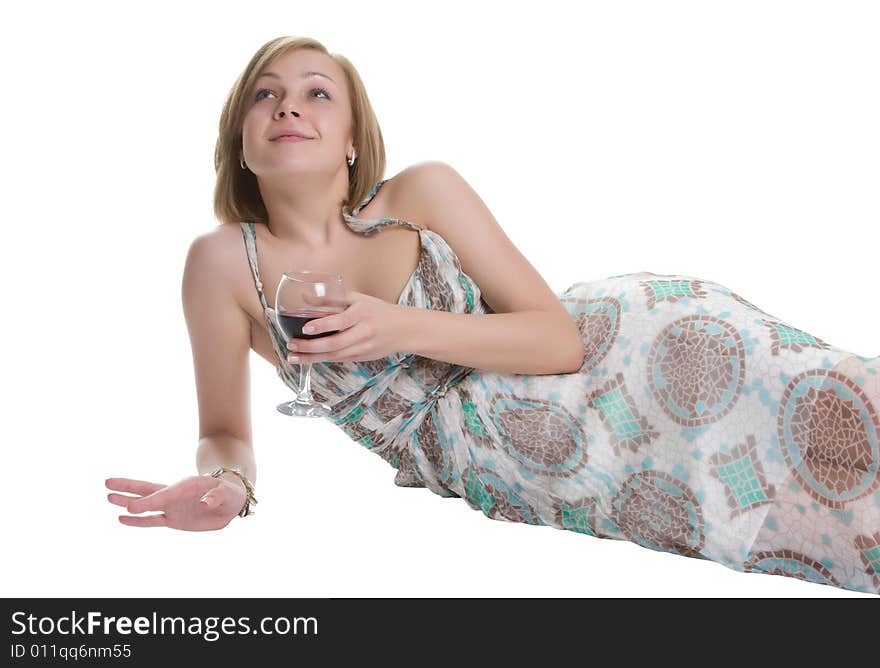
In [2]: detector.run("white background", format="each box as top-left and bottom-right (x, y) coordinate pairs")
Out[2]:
(2, 0), (878, 598)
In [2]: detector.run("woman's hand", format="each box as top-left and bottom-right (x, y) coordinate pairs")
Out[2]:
(105, 474), (247, 531)
(285, 290), (411, 364)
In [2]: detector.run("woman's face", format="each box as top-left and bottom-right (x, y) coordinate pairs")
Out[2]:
(241, 49), (352, 179)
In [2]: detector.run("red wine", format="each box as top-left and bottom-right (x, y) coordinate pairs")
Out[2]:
(277, 309), (340, 340)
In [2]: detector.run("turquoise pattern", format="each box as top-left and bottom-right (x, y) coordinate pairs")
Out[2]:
(717, 457), (770, 509)
(239, 178), (880, 595)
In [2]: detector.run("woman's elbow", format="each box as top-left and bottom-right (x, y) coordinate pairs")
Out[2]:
(562, 350), (585, 374)
(558, 331), (585, 375)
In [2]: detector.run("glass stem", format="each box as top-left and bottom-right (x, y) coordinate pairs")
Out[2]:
(296, 363), (315, 403)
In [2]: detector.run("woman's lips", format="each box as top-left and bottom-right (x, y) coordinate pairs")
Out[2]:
(272, 135), (311, 143)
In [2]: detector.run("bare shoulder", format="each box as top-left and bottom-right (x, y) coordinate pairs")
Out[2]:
(185, 223), (254, 310)
(197, 220), (248, 254)
(382, 161), (459, 231)
(186, 222), (239, 258)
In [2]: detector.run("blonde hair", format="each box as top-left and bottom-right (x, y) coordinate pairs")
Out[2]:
(213, 36), (387, 226)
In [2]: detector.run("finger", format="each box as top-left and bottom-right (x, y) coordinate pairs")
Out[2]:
(289, 322), (363, 358)
(118, 513), (167, 528)
(199, 491), (219, 509)
(127, 486), (178, 514)
(105, 478), (165, 496)
(290, 307), (350, 341)
(295, 309), (353, 338)
(107, 492), (140, 507)
(200, 490), (231, 512)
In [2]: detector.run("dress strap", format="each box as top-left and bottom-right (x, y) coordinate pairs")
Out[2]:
(239, 222), (270, 310)
(342, 178), (424, 236)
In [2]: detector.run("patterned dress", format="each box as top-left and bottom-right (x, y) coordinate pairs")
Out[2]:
(239, 179), (880, 595)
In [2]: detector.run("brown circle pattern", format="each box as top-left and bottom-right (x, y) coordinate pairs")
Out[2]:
(647, 314), (747, 427)
(777, 368), (880, 509)
(611, 470), (706, 558)
(488, 393), (588, 477)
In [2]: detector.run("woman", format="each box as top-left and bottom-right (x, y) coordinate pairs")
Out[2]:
(106, 36), (880, 595)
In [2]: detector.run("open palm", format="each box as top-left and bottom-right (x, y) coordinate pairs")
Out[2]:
(105, 475), (246, 531)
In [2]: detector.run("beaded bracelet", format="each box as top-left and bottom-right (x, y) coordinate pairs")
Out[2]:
(206, 465), (258, 517)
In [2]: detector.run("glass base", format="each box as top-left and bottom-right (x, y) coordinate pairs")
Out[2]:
(276, 398), (333, 418)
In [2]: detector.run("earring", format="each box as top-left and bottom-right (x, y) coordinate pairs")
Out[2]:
(240, 154), (247, 170)
(347, 151), (356, 167)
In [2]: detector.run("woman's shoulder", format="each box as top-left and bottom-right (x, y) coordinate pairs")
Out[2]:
(378, 161), (453, 230)
(185, 223), (260, 312)
(189, 221), (246, 249)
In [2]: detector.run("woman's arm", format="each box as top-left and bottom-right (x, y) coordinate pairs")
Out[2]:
(392, 162), (585, 375)
(399, 307), (583, 375)
(105, 229), (256, 531)
(182, 229), (257, 488)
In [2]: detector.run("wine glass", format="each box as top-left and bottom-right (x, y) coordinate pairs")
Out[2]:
(273, 270), (346, 418)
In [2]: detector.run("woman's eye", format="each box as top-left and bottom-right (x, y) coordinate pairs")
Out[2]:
(254, 87), (332, 102)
